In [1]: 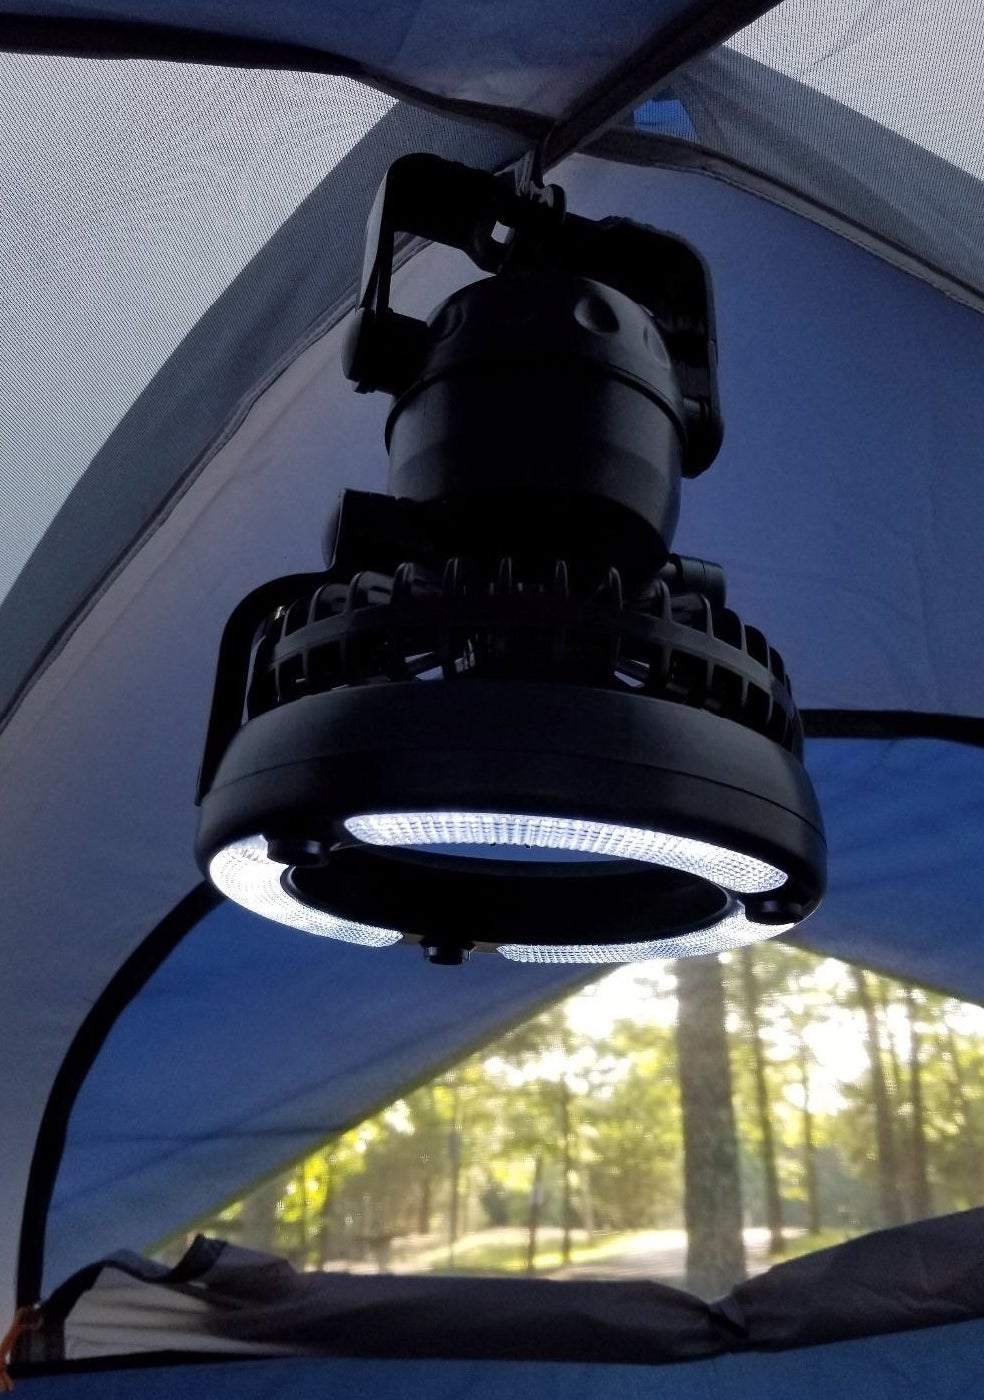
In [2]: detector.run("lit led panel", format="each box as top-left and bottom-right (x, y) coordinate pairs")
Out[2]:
(209, 836), (402, 948)
(345, 812), (786, 893)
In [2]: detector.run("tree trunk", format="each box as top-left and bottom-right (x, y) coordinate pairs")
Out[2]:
(560, 1078), (574, 1265)
(581, 1171), (595, 1235)
(876, 984), (910, 1219)
(418, 1170), (432, 1235)
(526, 1155), (544, 1275)
(447, 1125), (462, 1268)
(905, 988), (932, 1218)
(798, 1041), (821, 1235)
(852, 969), (905, 1227)
(316, 1160), (334, 1269)
(461, 1174), (472, 1239)
(238, 1174), (287, 1255)
(676, 954), (746, 1296)
(876, 984), (905, 1104)
(299, 1163), (310, 1270)
(738, 947), (785, 1255)
(941, 1022), (984, 1205)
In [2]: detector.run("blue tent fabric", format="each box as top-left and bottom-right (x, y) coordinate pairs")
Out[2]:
(793, 738), (984, 994)
(41, 736), (984, 1287)
(44, 907), (585, 1287)
(13, 1322), (984, 1397)
(634, 94), (696, 139)
(558, 159), (984, 719)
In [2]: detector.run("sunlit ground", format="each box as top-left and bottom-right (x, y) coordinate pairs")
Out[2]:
(315, 1224), (849, 1281)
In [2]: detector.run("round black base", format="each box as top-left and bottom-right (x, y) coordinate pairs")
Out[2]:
(197, 680), (826, 953)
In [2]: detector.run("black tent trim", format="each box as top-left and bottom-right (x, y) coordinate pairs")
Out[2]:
(17, 893), (594, 1313)
(802, 711), (984, 748)
(15, 884), (221, 1309)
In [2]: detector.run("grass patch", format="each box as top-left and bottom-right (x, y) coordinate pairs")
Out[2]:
(429, 1230), (632, 1275)
(772, 1228), (849, 1262)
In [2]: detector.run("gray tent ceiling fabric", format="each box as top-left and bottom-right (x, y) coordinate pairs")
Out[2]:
(614, 0), (984, 309)
(727, 0), (982, 180)
(0, 0), (774, 129)
(0, 57), (390, 610)
(670, 47), (984, 305)
(0, 91), (519, 731)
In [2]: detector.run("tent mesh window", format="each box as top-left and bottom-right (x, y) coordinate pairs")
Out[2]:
(0, 56), (392, 606)
(163, 947), (984, 1298)
(0, 60), (515, 724)
(627, 0), (984, 306)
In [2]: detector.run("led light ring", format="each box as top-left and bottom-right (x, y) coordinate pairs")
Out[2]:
(208, 814), (792, 960)
(283, 835), (731, 949)
(343, 812), (785, 895)
(208, 833), (789, 962)
(197, 681), (825, 959)
(344, 811), (792, 961)
(499, 907), (794, 964)
(209, 835), (402, 948)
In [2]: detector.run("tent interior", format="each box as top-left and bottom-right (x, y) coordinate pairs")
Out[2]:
(2, 0), (983, 1394)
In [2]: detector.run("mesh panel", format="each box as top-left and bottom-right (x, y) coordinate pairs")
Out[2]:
(0, 0), (702, 122)
(630, 0), (984, 304)
(725, 0), (983, 180)
(0, 56), (390, 605)
(0, 69), (517, 725)
(179, 946), (984, 1298)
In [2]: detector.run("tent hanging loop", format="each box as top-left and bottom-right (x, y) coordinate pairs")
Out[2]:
(512, 141), (546, 198)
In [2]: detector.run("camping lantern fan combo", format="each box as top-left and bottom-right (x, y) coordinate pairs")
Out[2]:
(195, 153), (826, 965)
